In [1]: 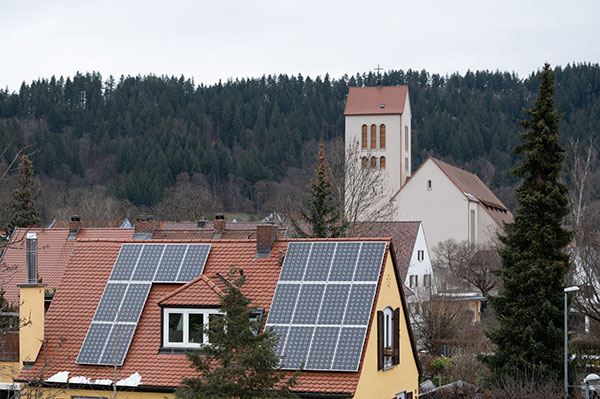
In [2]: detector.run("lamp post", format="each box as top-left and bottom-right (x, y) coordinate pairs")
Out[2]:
(564, 286), (580, 398)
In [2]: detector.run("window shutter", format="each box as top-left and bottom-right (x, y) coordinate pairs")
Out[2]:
(393, 307), (400, 365)
(377, 310), (384, 370)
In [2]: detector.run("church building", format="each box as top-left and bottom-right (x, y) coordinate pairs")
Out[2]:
(344, 85), (512, 252)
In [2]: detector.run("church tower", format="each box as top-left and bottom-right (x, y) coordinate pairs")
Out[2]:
(344, 86), (412, 221)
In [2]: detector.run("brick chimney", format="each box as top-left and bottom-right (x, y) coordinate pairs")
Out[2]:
(213, 214), (226, 237)
(68, 215), (81, 239)
(135, 215), (156, 239)
(256, 224), (279, 257)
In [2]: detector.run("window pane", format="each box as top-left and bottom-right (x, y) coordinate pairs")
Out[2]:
(208, 314), (224, 343)
(362, 125), (368, 150)
(169, 313), (184, 343)
(371, 125), (376, 149)
(380, 124), (386, 149)
(189, 313), (204, 343)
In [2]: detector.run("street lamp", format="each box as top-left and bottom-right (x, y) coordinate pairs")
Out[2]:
(564, 286), (580, 398)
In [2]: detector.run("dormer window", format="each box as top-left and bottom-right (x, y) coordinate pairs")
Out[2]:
(163, 308), (223, 348)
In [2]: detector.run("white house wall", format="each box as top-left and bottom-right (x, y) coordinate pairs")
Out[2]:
(404, 223), (434, 301)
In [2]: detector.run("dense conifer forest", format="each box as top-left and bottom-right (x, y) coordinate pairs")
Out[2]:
(0, 64), (599, 223)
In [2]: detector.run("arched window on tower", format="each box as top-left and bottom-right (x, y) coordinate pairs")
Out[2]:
(371, 124), (376, 149)
(371, 156), (377, 168)
(380, 124), (386, 149)
(361, 156), (368, 169)
(362, 125), (367, 150)
(380, 156), (386, 169)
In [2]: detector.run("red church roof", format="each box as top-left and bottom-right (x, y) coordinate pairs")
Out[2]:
(344, 86), (408, 116)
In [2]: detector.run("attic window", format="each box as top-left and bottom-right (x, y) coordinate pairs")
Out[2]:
(163, 308), (223, 348)
(427, 180), (432, 191)
(380, 103), (385, 109)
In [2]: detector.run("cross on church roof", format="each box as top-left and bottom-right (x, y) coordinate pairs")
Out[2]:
(374, 65), (383, 86)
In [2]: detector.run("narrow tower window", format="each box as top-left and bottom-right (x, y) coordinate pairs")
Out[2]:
(361, 156), (368, 169)
(380, 156), (386, 169)
(362, 125), (368, 150)
(371, 124), (376, 149)
(371, 156), (377, 169)
(380, 124), (386, 149)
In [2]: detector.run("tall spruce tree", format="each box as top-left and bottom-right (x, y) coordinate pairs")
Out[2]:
(7, 154), (41, 232)
(293, 141), (347, 238)
(486, 64), (572, 382)
(176, 269), (297, 399)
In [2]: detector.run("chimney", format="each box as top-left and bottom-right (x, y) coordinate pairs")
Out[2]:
(134, 214), (156, 239)
(213, 214), (225, 237)
(197, 218), (207, 229)
(256, 224), (279, 257)
(26, 232), (38, 284)
(20, 232), (45, 368)
(68, 215), (81, 240)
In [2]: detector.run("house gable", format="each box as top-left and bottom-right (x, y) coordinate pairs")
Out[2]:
(354, 246), (420, 399)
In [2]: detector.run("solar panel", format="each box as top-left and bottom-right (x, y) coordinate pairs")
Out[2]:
(331, 327), (367, 371)
(292, 284), (325, 325)
(317, 284), (350, 325)
(99, 323), (136, 366)
(267, 284), (300, 324)
(93, 283), (127, 322)
(177, 244), (210, 282)
(306, 326), (339, 370)
(78, 243), (212, 366)
(343, 284), (377, 325)
(132, 244), (164, 281)
(328, 242), (360, 281)
(281, 326), (313, 369)
(279, 243), (310, 281)
(109, 244), (142, 281)
(265, 241), (386, 372)
(76, 323), (112, 364)
(270, 325), (289, 357)
(303, 242), (335, 281)
(154, 244), (186, 282)
(118, 283), (151, 323)
(353, 242), (386, 281)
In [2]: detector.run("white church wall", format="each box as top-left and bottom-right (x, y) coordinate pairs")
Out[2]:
(345, 113), (402, 220)
(394, 159), (470, 251)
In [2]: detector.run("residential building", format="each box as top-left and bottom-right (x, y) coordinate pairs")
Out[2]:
(12, 226), (421, 399)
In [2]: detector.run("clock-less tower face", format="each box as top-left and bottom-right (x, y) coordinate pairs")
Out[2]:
(344, 86), (412, 222)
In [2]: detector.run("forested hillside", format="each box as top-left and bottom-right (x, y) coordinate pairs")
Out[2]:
(0, 64), (599, 223)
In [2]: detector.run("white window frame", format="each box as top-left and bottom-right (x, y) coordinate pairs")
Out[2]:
(383, 306), (394, 368)
(163, 308), (223, 348)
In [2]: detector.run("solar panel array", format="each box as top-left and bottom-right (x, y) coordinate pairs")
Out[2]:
(265, 241), (386, 372)
(76, 243), (211, 366)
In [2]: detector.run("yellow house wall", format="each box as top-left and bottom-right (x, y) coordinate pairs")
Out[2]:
(23, 386), (174, 399)
(353, 250), (419, 399)
(0, 360), (21, 385)
(19, 285), (45, 365)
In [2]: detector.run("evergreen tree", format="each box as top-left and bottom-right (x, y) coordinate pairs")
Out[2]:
(293, 141), (346, 238)
(486, 64), (572, 382)
(176, 269), (297, 399)
(7, 154), (41, 232)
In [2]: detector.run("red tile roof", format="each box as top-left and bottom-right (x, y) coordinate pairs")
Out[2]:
(152, 221), (287, 240)
(430, 158), (514, 226)
(19, 238), (400, 395)
(0, 228), (135, 307)
(0, 228), (73, 306)
(344, 86), (408, 115)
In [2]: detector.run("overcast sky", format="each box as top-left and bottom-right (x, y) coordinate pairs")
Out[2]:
(1, 0), (599, 92)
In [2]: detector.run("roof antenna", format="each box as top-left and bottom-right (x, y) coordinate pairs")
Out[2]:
(375, 64), (383, 86)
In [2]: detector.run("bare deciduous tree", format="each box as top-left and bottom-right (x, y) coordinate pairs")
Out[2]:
(432, 239), (500, 297)
(328, 138), (396, 235)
